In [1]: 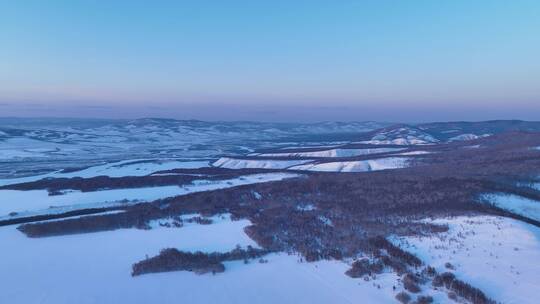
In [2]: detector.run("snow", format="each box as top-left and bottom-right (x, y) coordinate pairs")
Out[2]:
(0, 149), (47, 160)
(0, 119), (387, 178)
(0, 186), (183, 217)
(61, 159), (211, 178)
(393, 150), (432, 156)
(482, 193), (540, 221)
(0, 137), (82, 161)
(0, 216), (252, 303)
(361, 138), (432, 145)
(297, 204), (316, 211)
(0, 159), (210, 186)
(0, 173), (300, 218)
(252, 191), (262, 200)
(448, 134), (480, 141)
(361, 127), (439, 145)
(212, 157), (312, 169)
(0, 213), (398, 304)
(393, 216), (540, 304)
(448, 133), (491, 142)
(257, 148), (404, 158)
(289, 157), (409, 172)
(318, 215), (333, 226)
(278, 144), (340, 150)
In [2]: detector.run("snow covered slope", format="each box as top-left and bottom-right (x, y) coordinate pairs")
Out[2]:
(394, 216), (540, 304)
(362, 126), (440, 145)
(257, 147), (404, 158)
(212, 157), (312, 169)
(289, 157), (409, 172)
(448, 133), (490, 142)
(483, 193), (540, 221)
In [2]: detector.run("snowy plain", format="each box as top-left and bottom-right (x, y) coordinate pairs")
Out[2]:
(0, 159), (210, 187)
(0, 173), (299, 218)
(0, 214), (398, 304)
(483, 193), (540, 222)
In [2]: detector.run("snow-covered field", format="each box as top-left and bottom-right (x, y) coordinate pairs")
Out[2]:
(0, 148), (48, 160)
(0, 159), (210, 187)
(393, 216), (540, 304)
(256, 147), (404, 158)
(212, 157), (312, 169)
(289, 157), (409, 172)
(0, 137), (77, 160)
(0, 173), (299, 219)
(0, 214), (397, 304)
(62, 159), (211, 178)
(361, 138), (433, 145)
(393, 150), (432, 156)
(483, 193), (540, 221)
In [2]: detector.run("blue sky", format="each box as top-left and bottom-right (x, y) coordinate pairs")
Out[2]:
(1, 0), (539, 122)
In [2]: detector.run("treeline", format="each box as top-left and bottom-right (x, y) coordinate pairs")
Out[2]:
(131, 246), (269, 276)
(344, 236), (495, 304)
(368, 236), (422, 268)
(433, 272), (494, 304)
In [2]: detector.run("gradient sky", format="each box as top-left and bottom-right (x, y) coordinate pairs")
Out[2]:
(1, 0), (539, 122)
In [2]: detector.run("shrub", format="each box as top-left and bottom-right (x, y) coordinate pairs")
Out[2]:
(345, 258), (384, 278)
(381, 255), (408, 275)
(423, 266), (437, 277)
(415, 295), (433, 304)
(396, 291), (411, 304)
(403, 273), (421, 293)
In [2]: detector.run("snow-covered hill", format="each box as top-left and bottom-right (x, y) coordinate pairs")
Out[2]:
(256, 147), (404, 158)
(289, 157), (410, 172)
(2, 118), (540, 178)
(448, 133), (490, 142)
(212, 157), (312, 170)
(361, 125), (440, 145)
(394, 216), (540, 304)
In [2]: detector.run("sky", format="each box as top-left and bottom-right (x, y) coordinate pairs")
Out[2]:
(0, 0), (539, 122)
